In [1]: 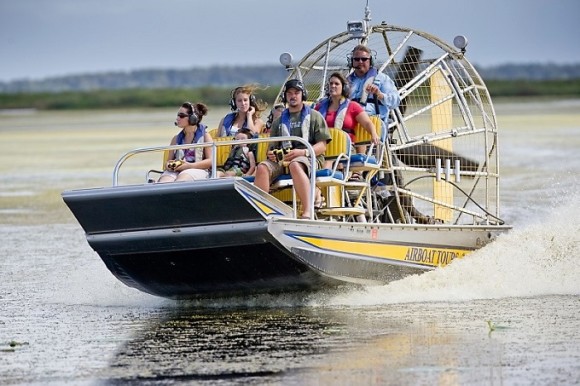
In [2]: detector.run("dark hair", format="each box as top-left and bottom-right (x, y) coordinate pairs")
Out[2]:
(236, 128), (253, 138)
(182, 102), (209, 123)
(328, 72), (350, 98)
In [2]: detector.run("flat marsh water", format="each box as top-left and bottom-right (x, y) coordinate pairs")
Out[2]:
(1, 100), (579, 385)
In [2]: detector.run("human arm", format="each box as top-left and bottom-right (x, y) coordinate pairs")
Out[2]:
(246, 107), (263, 134)
(375, 74), (400, 110)
(355, 110), (379, 145)
(245, 151), (256, 176)
(250, 117), (264, 134)
(363, 73), (400, 110)
(216, 117), (225, 137)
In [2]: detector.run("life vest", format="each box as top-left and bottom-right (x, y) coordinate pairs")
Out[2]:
(175, 124), (206, 162)
(348, 67), (383, 107)
(221, 112), (248, 136)
(315, 97), (350, 130)
(223, 145), (251, 173)
(278, 105), (311, 147)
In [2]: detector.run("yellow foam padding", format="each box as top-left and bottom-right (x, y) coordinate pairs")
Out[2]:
(431, 69), (453, 222)
(256, 134), (270, 163)
(353, 115), (382, 145)
(325, 128), (351, 161)
(323, 185), (342, 208)
(272, 188), (294, 203)
(162, 150), (170, 168)
(212, 136), (234, 167)
(207, 128), (218, 138)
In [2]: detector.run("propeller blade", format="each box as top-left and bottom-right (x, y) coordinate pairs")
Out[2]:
(393, 46), (423, 117)
(395, 143), (480, 172)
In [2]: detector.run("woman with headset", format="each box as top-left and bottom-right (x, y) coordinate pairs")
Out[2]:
(314, 72), (379, 155)
(216, 84), (267, 137)
(157, 102), (213, 183)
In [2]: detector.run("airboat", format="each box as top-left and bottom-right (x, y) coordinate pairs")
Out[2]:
(62, 4), (511, 299)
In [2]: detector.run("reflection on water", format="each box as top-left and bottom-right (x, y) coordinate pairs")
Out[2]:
(1, 101), (579, 385)
(101, 297), (578, 385)
(106, 308), (345, 382)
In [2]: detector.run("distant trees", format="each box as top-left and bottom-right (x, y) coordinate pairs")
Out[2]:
(0, 63), (579, 110)
(0, 65), (288, 93)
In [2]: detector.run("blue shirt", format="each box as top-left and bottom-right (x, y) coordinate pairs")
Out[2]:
(348, 70), (400, 120)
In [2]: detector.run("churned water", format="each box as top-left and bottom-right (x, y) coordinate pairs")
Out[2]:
(0, 100), (579, 385)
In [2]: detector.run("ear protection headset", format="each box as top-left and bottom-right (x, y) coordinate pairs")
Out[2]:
(183, 102), (199, 126)
(281, 79), (308, 103)
(229, 87), (257, 111)
(347, 46), (376, 67)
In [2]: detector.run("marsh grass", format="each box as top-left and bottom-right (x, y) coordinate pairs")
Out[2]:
(0, 107), (229, 226)
(1, 103), (578, 226)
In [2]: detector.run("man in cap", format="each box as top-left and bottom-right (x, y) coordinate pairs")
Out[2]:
(254, 79), (331, 219)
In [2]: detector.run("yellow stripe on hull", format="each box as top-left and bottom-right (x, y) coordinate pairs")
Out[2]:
(293, 235), (470, 268)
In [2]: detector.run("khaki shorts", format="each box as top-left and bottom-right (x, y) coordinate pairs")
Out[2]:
(160, 168), (209, 181)
(260, 155), (316, 181)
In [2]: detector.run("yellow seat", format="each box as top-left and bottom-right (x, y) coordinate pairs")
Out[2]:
(207, 128), (218, 138)
(212, 136), (234, 167)
(255, 133), (270, 163)
(316, 128), (351, 187)
(352, 115), (383, 145)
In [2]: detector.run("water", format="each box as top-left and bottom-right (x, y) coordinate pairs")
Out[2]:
(1, 101), (579, 385)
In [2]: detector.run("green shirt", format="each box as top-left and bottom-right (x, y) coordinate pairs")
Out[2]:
(270, 107), (331, 148)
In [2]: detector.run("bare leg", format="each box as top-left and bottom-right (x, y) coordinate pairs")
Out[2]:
(175, 169), (208, 182)
(289, 162), (311, 218)
(157, 175), (176, 183)
(254, 163), (271, 192)
(355, 145), (367, 154)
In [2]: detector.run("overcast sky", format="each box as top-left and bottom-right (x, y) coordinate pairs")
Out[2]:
(1, 0), (578, 82)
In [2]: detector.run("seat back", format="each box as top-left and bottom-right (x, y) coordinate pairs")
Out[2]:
(255, 133), (270, 163)
(212, 136), (234, 167)
(325, 128), (352, 163)
(352, 115), (384, 145)
(207, 128), (218, 138)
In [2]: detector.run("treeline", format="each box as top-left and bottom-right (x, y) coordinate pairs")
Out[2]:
(2, 63), (580, 95)
(0, 80), (579, 111)
(0, 87), (281, 111)
(0, 65), (288, 94)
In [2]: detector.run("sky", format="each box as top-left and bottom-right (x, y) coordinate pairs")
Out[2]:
(1, 0), (579, 82)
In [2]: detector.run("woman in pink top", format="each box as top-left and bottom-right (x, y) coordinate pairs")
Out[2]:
(315, 72), (379, 153)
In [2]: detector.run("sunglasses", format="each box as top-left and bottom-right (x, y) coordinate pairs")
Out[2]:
(353, 57), (370, 62)
(177, 113), (189, 118)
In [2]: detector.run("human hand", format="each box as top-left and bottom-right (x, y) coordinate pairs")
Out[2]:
(365, 84), (380, 96)
(371, 133), (380, 145)
(247, 106), (256, 115)
(167, 159), (183, 170)
(287, 148), (306, 160)
(173, 160), (189, 172)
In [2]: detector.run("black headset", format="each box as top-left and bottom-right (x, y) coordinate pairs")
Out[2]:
(281, 79), (308, 103)
(183, 102), (199, 126)
(347, 48), (376, 67)
(229, 87), (257, 111)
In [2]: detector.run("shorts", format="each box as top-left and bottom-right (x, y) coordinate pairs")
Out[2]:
(159, 168), (209, 181)
(260, 155), (318, 181)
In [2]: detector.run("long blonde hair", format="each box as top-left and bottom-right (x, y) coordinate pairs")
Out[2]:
(231, 84), (268, 119)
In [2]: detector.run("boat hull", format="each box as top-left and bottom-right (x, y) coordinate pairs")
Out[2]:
(63, 179), (509, 299)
